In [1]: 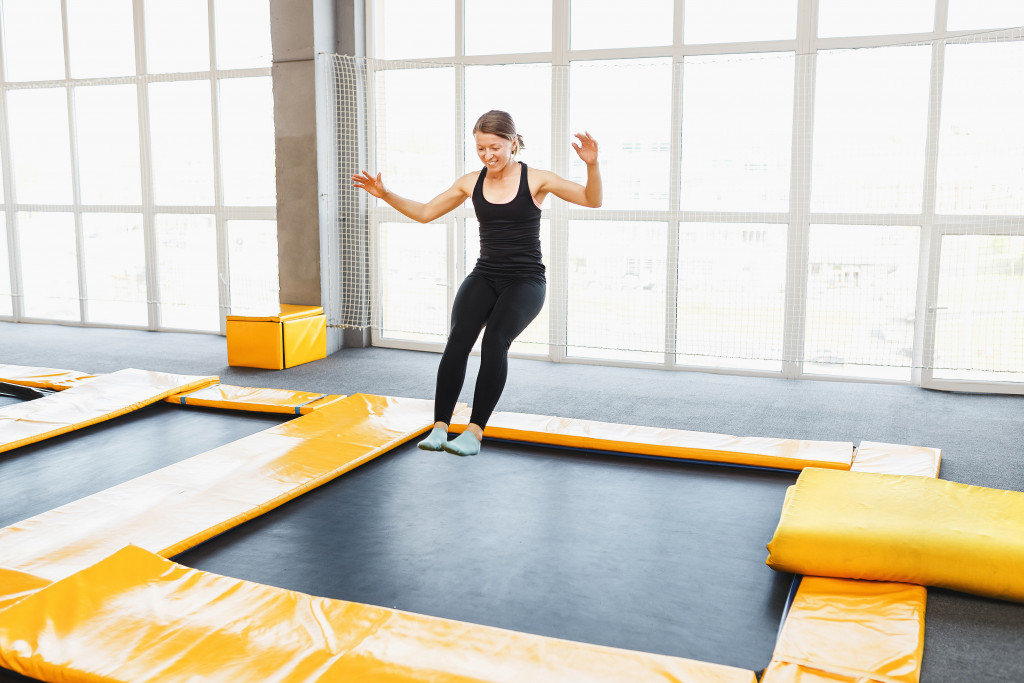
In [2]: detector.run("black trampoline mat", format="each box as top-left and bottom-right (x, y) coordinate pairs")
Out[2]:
(176, 438), (798, 672)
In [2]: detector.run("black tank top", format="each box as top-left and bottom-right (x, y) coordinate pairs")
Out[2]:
(471, 162), (545, 280)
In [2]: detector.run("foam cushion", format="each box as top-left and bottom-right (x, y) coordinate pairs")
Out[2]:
(766, 467), (1024, 603)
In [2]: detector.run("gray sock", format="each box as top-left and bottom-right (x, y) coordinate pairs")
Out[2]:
(442, 430), (481, 456)
(417, 426), (448, 451)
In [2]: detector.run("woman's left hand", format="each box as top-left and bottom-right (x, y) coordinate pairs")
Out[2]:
(572, 132), (599, 166)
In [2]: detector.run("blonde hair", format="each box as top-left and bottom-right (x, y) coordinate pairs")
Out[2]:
(473, 110), (525, 155)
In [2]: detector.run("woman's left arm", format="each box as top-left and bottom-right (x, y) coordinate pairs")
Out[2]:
(537, 132), (603, 208)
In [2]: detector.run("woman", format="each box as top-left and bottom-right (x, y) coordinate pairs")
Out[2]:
(352, 110), (601, 455)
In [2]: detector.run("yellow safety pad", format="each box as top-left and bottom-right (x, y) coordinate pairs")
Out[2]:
(451, 409), (853, 471)
(766, 467), (1024, 602)
(167, 383), (344, 415)
(282, 313), (327, 368)
(0, 394), (435, 602)
(0, 545), (758, 683)
(0, 364), (97, 391)
(0, 567), (52, 612)
(0, 369), (218, 454)
(852, 441), (941, 478)
(226, 318), (285, 369)
(760, 577), (926, 683)
(226, 303), (324, 323)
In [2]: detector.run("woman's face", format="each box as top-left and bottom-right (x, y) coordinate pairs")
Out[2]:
(475, 132), (514, 171)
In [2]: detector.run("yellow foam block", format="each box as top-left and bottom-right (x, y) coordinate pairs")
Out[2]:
(167, 384), (344, 415)
(226, 305), (327, 370)
(0, 364), (97, 391)
(0, 395), (436, 600)
(0, 545), (757, 683)
(760, 577), (926, 683)
(766, 468), (1024, 602)
(283, 313), (327, 368)
(852, 441), (941, 478)
(451, 409), (853, 471)
(0, 369), (218, 453)
(226, 318), (285, 369)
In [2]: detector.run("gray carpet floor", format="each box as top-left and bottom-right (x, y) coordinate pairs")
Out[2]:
(2, 320), (1023, 681)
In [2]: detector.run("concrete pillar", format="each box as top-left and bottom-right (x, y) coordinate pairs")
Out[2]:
(270, 0), (366, 351)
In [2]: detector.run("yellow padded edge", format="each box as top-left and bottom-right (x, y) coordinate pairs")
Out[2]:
(451, 409), (853, 471)
(0, 369), (218, 454)
(0, 394), (436, 600)
(166, 384), (344, 415)
(226, 303), (324, 323)
(0, 364), (97, 391)
(760, 577), (926, 683)
(0, 545), (758, 683)
(767, 467), (1024, 602)
(851, 441), (941, 477)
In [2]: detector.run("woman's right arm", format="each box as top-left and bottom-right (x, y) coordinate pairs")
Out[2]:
(352, 171), (475, 224)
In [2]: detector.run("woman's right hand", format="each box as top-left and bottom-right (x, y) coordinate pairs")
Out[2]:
(352, 170), (386, 199)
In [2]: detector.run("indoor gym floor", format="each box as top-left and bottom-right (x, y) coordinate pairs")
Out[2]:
(1, 320), (1022, 681)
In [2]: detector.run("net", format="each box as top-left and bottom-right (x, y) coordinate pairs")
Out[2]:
(322, 27), (1024, 386)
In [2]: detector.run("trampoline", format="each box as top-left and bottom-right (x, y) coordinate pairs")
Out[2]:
(175, 438), (798, 671)
(0, 370), (935, 682)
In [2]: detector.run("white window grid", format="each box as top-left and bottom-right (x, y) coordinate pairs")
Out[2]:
(334, 1), (1024, 393)
(0, 0), (275, 334)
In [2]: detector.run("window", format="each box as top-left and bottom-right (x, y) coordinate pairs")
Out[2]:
(680, 54), (794, 212)
(811, 46), (931, 214)
(342, 1), (1024, 391)
(0, 1), (278, 331)
(817, 0), (935, 37)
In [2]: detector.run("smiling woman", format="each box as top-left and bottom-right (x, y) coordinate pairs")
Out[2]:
(352, 110), (602, 456)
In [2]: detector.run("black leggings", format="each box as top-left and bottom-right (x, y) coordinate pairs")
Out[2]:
(433, 274), (546, 429)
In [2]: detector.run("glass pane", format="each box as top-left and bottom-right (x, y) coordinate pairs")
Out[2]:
(1, 0), (65, 82)
(82, 213), (147, 326)
(374, 0), (454, 59)
(376, 67), (456, 202)
(570, 0), (673, 50)
(567, 220), (667, 363)
(6, 89), (74, 205)
(810, 46), (931, 213)
(817, 0), (935, 37)
(155, 214), (219, 331)
(936, 41), (1024, 215)
(466, 0), (551, 55)
(149, 81), (215, 205)
(680, 53), (794, 212)
(0, 216), (11, 317)
(379, 222), (448, 343)
(18, 212), (79, 321)
(804, 225), (920, 380)
(933, 235), (1024, 382)
(219, 77), (276, 206)
(676, 224), (786, 371)
(75, 85), (142, 205)
(684, 0), (797, 44)
(214, 0), (272, 69)
(465, 64), (552, 175)
(67, 0), (136, 78)
(145, 0), (210, 74)
(948, 1), (1024, 30)
(227, 219), (279, 314)
(570, 59), (672, 210)
(465, 218), (551, 355)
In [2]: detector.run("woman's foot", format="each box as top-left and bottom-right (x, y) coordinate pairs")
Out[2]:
(417, 426), (448, 451)
(442, 430), (481, 456)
